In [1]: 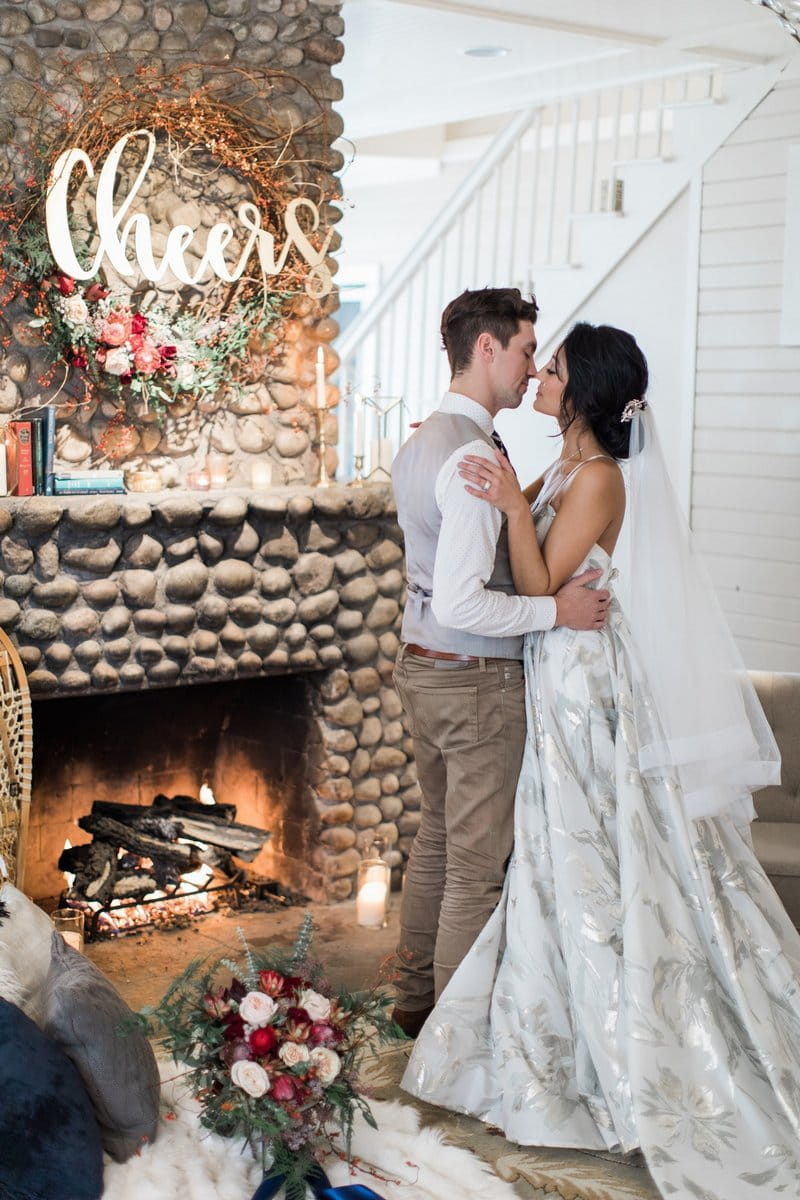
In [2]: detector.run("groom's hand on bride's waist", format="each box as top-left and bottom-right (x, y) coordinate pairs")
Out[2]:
(554, 569), (609, 631)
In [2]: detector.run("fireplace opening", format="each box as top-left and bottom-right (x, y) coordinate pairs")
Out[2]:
(27, 674), (325, 911)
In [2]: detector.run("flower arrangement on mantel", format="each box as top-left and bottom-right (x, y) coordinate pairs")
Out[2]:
(0, 61), (333, 428)
(143, 917), (398, 1200)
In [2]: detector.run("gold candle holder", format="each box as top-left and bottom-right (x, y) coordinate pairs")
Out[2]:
(350, 453), (366, 487)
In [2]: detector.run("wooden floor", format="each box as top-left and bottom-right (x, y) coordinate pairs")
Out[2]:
(86, 898), (401, 1010)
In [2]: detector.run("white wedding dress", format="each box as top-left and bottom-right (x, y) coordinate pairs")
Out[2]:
(402, 497), (800, 1197)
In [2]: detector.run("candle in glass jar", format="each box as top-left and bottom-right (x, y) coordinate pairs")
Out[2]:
(356, 877), (388, 927)
(315, 346), (327, 410)
(205, 454), (228, 488)
(251, 460), (272, 488)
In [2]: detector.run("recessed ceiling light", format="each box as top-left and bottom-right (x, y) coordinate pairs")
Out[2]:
(463, 45), (511, 58)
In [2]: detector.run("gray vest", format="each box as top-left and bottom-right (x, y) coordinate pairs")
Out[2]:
(392, 411), (522, 659)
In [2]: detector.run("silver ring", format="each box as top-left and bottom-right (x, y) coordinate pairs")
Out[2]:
(482, 479), (491, 492)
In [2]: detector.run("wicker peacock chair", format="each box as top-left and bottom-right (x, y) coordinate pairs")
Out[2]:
(0, 628), (32, 889)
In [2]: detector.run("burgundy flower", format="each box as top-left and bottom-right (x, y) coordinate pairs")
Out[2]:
(160, 344), (177, 361)
(131, 311), (148, 334)
(222, 1012), (245, 1041)
(220, 1039), (252, 1068)
(119, 371), (133, 385)
(229, 978), (247, 1003)
(270, 1074), (296, 1102)
(249, 1025), (278, 1056)
(258, 970), (286, 997)
(285, 1007), (313, 1041)
(309, 1021), (338, 1046)
(69, 348), (88, 369)
(57, 275), (76, 296)
(84, 282), (109, 302)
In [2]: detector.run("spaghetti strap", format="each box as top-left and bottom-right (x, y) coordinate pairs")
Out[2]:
(538, 454), (616, 508)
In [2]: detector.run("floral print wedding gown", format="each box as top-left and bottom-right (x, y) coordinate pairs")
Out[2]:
(402, 500), (800, 1197)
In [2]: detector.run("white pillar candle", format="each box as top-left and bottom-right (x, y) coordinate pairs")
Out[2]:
(315, 345), (327, 410)
(357, 878), (388, 927)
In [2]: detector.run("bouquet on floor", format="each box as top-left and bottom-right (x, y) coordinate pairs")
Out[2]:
(144, 916), (397, 1200)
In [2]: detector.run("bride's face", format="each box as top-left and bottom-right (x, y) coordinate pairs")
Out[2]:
(533, 350), (567, 420)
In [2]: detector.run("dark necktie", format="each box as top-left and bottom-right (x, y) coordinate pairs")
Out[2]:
(491, 430), (509, 459)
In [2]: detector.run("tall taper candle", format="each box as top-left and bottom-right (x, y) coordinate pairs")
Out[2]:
(354, 393), (365, 457)
(315, 346), (326, 410)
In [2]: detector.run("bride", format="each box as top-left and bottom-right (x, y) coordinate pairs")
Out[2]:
(401, 322), (800, 1196)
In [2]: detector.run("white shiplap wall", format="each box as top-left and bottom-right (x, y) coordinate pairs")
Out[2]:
(694, 76), (800, 671)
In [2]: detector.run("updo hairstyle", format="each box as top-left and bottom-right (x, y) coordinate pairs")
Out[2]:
(559, 322), (649, 459)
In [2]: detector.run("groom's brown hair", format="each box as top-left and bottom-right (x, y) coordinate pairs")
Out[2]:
(441, 287), (539, 375)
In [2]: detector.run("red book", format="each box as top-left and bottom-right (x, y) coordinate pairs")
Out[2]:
(6, 421), (34, 496)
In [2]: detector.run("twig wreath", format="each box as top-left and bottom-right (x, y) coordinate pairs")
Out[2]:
(0, 61), (336, 433)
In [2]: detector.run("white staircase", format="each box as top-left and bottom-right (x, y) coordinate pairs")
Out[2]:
(335, 62), (784, 468)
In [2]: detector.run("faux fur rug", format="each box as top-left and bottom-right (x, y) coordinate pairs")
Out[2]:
(102, 1057), (519, 1200)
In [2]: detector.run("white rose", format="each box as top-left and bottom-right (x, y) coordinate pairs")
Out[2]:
(279, 1041), (310, 1068)
(103, 347), (131, 376)
(231, 1059), (269, 1098)
(61, 295), (89, 324)
(309, 1046), (341, 1085)
(297, 988), (331, 1022)
(239, 991), (277, 1027)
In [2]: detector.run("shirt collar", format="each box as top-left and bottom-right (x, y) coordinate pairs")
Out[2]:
(440, 391), (495, 436)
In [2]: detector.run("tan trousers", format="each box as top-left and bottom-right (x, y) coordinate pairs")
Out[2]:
(392, 647), (527, 1010)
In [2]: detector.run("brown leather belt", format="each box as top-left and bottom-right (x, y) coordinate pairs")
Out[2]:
(404, 643), (479, 663)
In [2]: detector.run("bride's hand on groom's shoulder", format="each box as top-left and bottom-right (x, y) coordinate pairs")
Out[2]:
(555, 569), (610, 631)
(458, 451), (526, 516)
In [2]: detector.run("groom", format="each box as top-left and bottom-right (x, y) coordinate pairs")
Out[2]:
(390, 287), (609, 1036)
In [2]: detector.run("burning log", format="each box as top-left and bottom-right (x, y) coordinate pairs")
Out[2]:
(58, 841), (119, 907)
(77, 814), (200, 869)
(89, 800), (271, 861)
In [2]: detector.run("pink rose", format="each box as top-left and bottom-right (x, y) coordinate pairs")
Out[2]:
(231, 1060), (269, 1098)
(239, 991), (277, 1028)
(309, 1046), (341, 1084)
(98, 311), (132, 346)
(132, 340), (162, 375)
(102, 346), (131, 376)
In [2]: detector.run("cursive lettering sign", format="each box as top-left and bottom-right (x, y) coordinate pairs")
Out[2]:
(45, 129), (334, 298)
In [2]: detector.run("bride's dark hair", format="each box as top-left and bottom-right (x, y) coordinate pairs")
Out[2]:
(558, 322), (648, 459)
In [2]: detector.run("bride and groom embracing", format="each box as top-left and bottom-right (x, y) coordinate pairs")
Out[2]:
(389, 287), (800, 1197)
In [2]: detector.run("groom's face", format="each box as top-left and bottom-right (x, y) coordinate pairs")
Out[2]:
(489, 320), (537, 411)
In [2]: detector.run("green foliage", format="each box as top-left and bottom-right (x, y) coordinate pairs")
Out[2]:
(142, 920), (397, 1195)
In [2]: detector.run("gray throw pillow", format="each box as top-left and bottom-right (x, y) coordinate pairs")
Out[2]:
(42, 931), (161, 1162)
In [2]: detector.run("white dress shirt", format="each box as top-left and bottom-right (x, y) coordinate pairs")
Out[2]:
(431, 392), (557, 636)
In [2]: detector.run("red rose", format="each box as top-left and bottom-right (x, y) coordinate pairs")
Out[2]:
(270, 1075), (295, 1101)
(57, 275), (76, 296)
(222, 1012), (245, 1041)
(70, 348), (88, 369)
(84, 282), (109, 302)
(160, 344), (177, 361)
(249, 1026), (278, 1056)
(258, 970), (286, 997)
(131, 312), (148, 334)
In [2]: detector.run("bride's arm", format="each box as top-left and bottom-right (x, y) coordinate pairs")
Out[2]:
(459, 453), (624, 594)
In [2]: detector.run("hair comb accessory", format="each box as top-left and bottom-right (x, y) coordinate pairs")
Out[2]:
(621, 397), (648, 422)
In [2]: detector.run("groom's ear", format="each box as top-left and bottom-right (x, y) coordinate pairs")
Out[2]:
(476, 331), (495, 363)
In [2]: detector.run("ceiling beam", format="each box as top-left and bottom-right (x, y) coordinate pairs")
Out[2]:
(385, 0), (777, 65)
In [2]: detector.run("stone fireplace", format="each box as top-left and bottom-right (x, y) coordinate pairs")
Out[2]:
(0, 485), (419, 902)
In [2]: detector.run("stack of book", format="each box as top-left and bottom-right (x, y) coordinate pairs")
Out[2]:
(54, 469), (125, 496)
(2, 407), (57, 496)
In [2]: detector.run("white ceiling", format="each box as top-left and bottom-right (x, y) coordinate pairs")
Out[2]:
(336, 0), (793, 141)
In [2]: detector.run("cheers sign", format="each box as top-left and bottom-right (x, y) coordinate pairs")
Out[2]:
(45, 129), (334, 298)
